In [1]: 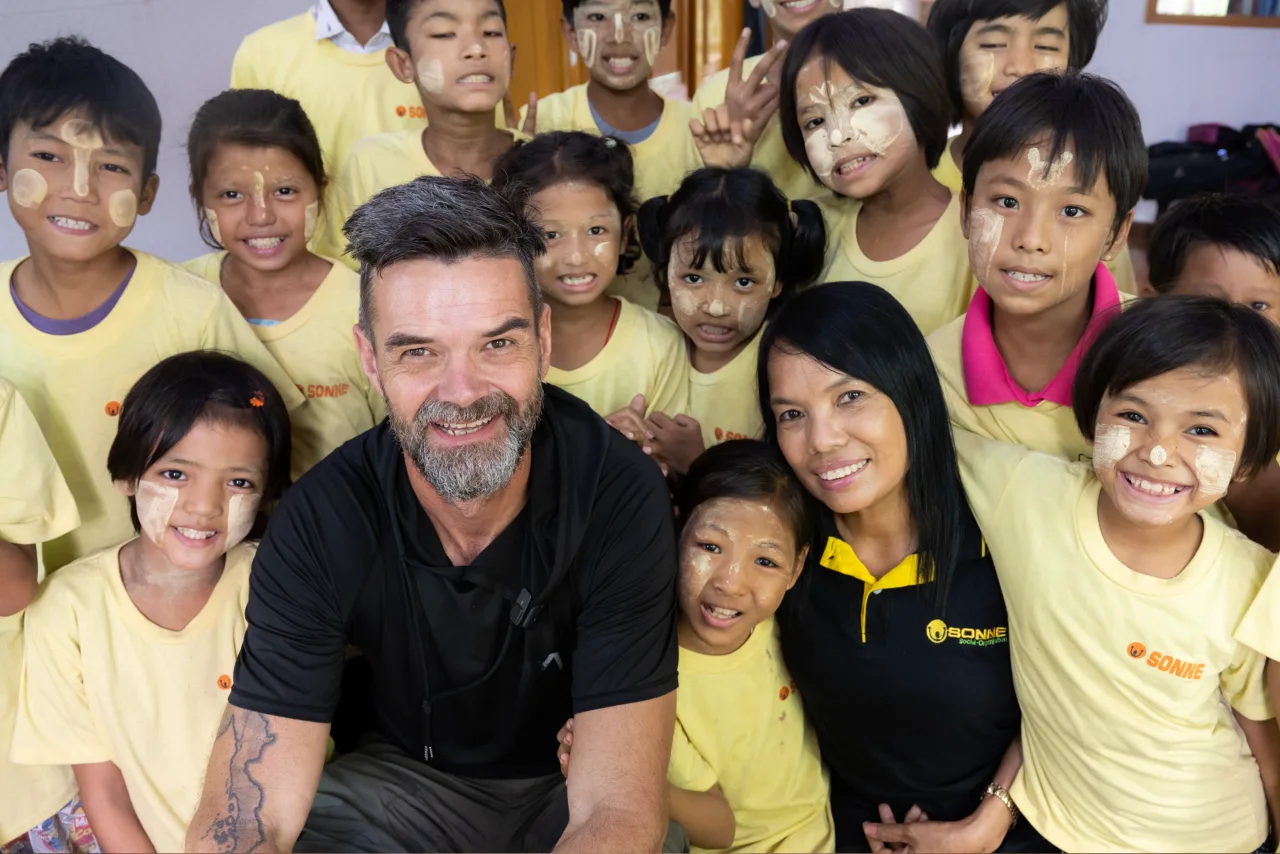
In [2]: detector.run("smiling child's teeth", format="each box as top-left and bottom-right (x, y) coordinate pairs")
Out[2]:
(1126, 474), (1181, 497)
(460, 74), (493, 83)
(1007, 271), (1048, 283)
(707, 605), (740, 619)
(247, 237), (285, 249)
(52, 216), (92, 231)
(177, 527), (216, 540)
(819, 460), (868, 481)
(560, 275), (594, 285)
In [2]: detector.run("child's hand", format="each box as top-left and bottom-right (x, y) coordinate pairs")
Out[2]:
(556, 717), (575, 779)
(504, 91), (538, 137)
(692, 104), (762, 170)
(605, 396), (669, 476)
(723, 27), (785, 149)
(646, 412), (705, 477)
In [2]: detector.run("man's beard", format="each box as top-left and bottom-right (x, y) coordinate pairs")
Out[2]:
(388, 383), (544, 504)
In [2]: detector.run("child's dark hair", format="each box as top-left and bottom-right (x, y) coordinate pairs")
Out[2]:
(187, 89), (326, 251)
(0, 36), (162, 181)
(962, 71), (1145, 235)
(388, 0), (508, 51)
(1073, 296), (1280, 478)
(927, 0), (1109, 124)
(676, 440), (813, 554)
(779, 9), (951, 179)
(562, 0), (672, 21)
(637, 167), (825, 308)
(1148, 193), (1280, 293)
(107, 352), (293, 535)
(758, 282), (968, 612)
(493, 131), (640, 274)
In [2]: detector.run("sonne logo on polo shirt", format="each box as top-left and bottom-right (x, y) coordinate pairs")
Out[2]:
(1128, 643), (1205, 680)
(925, 619), (1007, 647)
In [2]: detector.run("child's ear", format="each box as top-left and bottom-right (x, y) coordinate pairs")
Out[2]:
(137, 174), (160, 217)
(1102, 209), (1137, 263)
(114, 479), (137, 498)
(560, 16), (575, 45)
(660, 10), (678, 48)
(0, 156), (8, 193)
(385, 45), (417, 86)
(787, 545), (809, 590)
(959, 188), (972, 240)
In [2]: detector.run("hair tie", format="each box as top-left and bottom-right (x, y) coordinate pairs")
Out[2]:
(250, 393), (265, 408)
(604, 137), (618, 148)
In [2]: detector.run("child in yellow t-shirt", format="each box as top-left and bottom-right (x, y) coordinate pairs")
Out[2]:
(927, 71), (1141, 464)
(0, 38), (302, 571)
(491, 132), (687, 443)
(1146, 192), (1280, 550)
(774, 9), (975, 335)
(0, 378), (90, 853)
(517, 0), (687, 308)
(184, 89), (385, 480)
(318, 0), (526, 265)
(558, 440), (834, 853)
(689, 1), (841, 204)
(13, 352), (293, 854)
(635, 167), (824, 475)
(924, 0), (1136, 293)
(953, 296), (1280, 853)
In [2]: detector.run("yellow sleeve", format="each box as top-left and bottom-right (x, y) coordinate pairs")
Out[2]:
(645, 320), (690, 418)
(316, 164), (359, 269)
(12, 583), (112, 766)
(1222, 637), (1272, 721)
(1235, 556), (1280, 662)
(229, 40), (257, 89)
(201, 292), (307, 412)
(0, 384), (79, 545)
(951, 429), (1029, 530)
(1107, 249), (1138, 296)
(667, 719), (718, 793)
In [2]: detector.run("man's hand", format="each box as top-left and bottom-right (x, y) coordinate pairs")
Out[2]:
(605, 396), (669, 475)
(864, 797), (1012, 854)
(556, 717), (575, 779)
(646, 412), (705, 476)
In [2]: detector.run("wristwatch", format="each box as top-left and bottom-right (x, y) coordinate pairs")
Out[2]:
(984, 782), (1020, 828)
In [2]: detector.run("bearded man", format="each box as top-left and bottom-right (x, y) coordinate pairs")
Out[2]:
(186, 177), (678, 854)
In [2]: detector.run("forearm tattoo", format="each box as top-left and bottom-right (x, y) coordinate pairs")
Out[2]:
(202, 708), (279, 853)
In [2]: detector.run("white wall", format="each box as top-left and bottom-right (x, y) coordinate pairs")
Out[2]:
(0, 0), (308, 262)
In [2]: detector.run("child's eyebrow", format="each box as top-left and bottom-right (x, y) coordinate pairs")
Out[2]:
(27, 130), (69, 145)
(1034, 25), (1068, 38)
(974, 22), (1012, 37)
(1190, 409), (1230, 422)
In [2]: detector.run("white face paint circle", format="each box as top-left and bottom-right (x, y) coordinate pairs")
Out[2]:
(11, 168), (47, 208)
(1148, 444), (1167, 467)
(108, 189), (138, 228)
(417, 57), (445, 93)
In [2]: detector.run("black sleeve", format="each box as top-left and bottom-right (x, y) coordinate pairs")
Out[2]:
(571, 440), (679, 714)
(230, 475), (353, 723)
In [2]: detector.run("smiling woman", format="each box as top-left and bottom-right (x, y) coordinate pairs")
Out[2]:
(756, 282), (1036, 853)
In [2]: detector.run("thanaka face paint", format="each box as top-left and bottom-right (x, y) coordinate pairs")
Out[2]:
(573, 0), (663, 78)
(417, 57), (445, 93)
(643, 27), (661, 67)
(1092, 423), (1131, 473)
(136, 480), (180, 547)
(10, 169), (47, 208)
(577, 30), (599, 69)
(1149, 444), (1167, 466)
(801, 77), (908, 183)
(1026, 147), (1074, 191)
(205, 208), (222, 245)
(960, 51), (996, 107)
(108, 189), (138, 228)
(759, 0), (777, 15)
(225, 493), (261, 550)
(60, 118), (104, 198)
(968, 207), (1003, 283)
(1194, 444), (1236, 497)
(304, 201), (319, 242)
(252, 170), (267, 209)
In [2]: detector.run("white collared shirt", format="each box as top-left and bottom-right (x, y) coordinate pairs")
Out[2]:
(312, 0), (393, 54)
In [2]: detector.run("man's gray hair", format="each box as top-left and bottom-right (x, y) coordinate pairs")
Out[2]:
(343, 175), (546, 340)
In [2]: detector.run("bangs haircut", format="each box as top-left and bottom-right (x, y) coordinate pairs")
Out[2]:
(637, 167), (825, 303)
(0, 36), (162, 180)
(388, 0), (509, 51)
(961, 70), (1145, 234)
(493, 131), (641, 274)
(676, 439), (814, 554)
(106, 351), (293, 534)
(927, 0), (1109, 123)
(188, 89), (327, 251)
(344, 175), (546, 340)
(1072, 295), (1280, 478)
(757, 281), (967, 613)
(1148, 192), (1280, 292)
(779, 8), (951, 179)
(561, 0), (673, 21)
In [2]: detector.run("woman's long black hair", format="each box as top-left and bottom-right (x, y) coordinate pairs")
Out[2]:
(757, 281), (966, 611)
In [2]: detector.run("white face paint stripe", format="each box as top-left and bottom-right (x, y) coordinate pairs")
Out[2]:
(304, 201), (319, 242)
(225, 493), (261, 550)
(1194, 444), (1236, 497)
(136, 480), (179, 547)
(60, 119), (104, 198)
(252, 171), (266, 209)
(205, 208), (222, 245)
(1092, 423), (1131, 473)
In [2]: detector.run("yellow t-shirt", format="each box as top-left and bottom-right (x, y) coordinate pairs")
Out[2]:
(318, 127), (527, 267)
(230, 11), (423, 178)
(1234, 552), (1280, 662)
(0, 251), (303, 571)
(933, 136), (1138, 295)
(183, 253), (385, 479)
(955, 432), (1273, 853)
(670, 619), (835, 854)
(688, 330), (764, 448)
(0, 378), (79, 842)
(13, 541), (254, 854)
(545, 298), (688, 419)
(691, 59), (819, 204)
(520, 83), (696, 310)
(819, 192), (976, 336)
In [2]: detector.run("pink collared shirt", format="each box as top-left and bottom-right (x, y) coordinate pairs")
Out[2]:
(962, 263), (1121, 407)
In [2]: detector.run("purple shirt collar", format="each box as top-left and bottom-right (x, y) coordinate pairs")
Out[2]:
(11, 262), (135, 335)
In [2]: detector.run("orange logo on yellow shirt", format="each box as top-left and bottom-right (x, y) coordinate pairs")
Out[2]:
(104, 401), (121, 417)
(217, 674), (232, 690)
(1135, 647), (1205, 680)
(305, 383), (351, 399)
(398, 105), (426, 120)
(1126, 641), (1146, 659)
(714, 427), (751, 442)
(779, 685), (790, 701)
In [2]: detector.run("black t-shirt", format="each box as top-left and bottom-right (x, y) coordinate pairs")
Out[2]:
(231, 385), (679, 778)
(777, 506), (1019, 849)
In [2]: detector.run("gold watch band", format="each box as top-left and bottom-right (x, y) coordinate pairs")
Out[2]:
(984, 782), (1020, 828)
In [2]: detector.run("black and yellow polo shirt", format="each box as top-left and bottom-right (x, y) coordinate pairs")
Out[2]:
(776, 506), (1019, 851)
